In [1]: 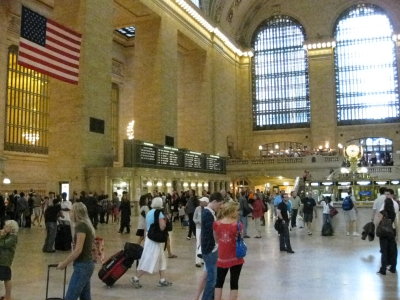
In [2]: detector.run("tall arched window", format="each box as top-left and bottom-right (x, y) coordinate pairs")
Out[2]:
(5, 46), (49, 154)
(334, 4), (400, 124)
(251, 16), (310, 130)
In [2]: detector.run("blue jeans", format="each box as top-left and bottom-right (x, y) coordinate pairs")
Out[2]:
(65, 261), (95, 300)
(322, 213), (331, 225)
(202, 250), (218, 300)
(240, 213), (248, 236)
(43, 222), (57, 252)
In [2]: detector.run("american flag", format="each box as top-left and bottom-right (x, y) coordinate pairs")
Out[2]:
(18, 6), (82, 85)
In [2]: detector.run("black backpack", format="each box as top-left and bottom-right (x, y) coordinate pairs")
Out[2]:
(322, 222), (333, 236)
(147, 209), (168, 243)
(376, 212), (395, 239)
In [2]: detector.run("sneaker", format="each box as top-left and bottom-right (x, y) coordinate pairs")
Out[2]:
(158, 280), (173, 287)
(346, 232), (350, 236)
(186, 237), (191, 240)
(243, 235), (250, 238)
(352, 232), (360, 236)
(130, 277), (142, 289)
(307, 231), (312, 235)
(195, 263), (202, 268)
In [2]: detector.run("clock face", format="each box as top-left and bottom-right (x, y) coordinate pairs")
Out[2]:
(345, 145), (360, 158)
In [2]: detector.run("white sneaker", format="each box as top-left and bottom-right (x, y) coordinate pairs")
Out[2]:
(158, 280), (173, 287)
(346, 232), (350, 236)
(352, 232), (360, 236)
(130, 277), (142, 289)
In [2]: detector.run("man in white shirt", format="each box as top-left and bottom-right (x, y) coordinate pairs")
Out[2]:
(372, 187), (387, 221)
(379, 189), (399, 218)
(60, 192), (72, 225)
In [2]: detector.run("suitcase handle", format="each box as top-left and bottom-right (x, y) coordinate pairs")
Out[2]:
(46, 264), (67, 300)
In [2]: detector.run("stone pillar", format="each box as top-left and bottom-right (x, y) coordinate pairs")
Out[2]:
(308, 48), (337, 149)
(132, 17), (178, 145)
(48, 0), (113, 192)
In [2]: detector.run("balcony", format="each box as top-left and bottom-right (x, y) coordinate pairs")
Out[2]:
(227, 155), (400, 180)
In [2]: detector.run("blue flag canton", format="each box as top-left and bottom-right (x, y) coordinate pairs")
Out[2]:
(21, 6), (46, 46)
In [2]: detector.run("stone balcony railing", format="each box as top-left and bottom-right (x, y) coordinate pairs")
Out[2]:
(227, 155), (399, 180)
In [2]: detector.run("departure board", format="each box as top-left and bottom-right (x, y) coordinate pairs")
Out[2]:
(124, 140), (226, 174)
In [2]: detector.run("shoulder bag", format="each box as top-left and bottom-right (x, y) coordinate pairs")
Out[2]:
(147, 209), (168, 243)
(236, 222), (247, 258)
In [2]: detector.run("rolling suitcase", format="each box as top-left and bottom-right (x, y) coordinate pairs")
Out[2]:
(98, 243), (143, 287)
(46, 264), (66, 300)
(55, 223), (72, 251)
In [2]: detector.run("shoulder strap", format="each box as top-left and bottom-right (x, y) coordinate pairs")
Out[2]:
(154, 209), (161, 229)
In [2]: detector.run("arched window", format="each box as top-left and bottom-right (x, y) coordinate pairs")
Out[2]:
(5, 46), (49, 154)
(334, 4), (400, 124)
(251, 16), (310, 130)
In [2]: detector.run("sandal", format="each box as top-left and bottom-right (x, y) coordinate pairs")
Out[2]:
(168, 254), (177, 258)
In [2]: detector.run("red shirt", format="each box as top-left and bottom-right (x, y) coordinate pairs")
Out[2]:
(252, 199), (265, 218)
(213, 221), (244, 268)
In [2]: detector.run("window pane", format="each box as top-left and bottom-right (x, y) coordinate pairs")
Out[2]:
(190, 0), (201, 8)
(334, 4), (400, 124)
(5, 46), (49, 154)
(251, 16), (310, 130)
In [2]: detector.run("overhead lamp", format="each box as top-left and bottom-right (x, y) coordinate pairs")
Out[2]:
(166, 182), (172, 187)
(157, 181), (163, 187)
(340, 167), (350, 174)
(183, 182), (189, 188)
(190, 182), (196, 188)
(2, 177), (11, 185)
(357, 167), (368, 173)
(146, 181), (153, 187)
(197, 183), (203, 187)
(203, 182), (209, 188)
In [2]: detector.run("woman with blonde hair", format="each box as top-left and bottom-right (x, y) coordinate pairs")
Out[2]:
(0, 220), (18, 300)
(57, 202), (95, 300)
(213, 201), (244, 300)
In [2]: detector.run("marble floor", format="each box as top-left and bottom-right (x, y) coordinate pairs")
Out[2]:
(4, 211), (400, 300)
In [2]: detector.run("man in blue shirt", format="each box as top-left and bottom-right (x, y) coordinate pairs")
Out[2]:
(200, 192), (224, 300)
(273, 191), (284, 218)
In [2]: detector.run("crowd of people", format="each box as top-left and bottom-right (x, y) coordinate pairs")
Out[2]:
(0, 185), (399, 300)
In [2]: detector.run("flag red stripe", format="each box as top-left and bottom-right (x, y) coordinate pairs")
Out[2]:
(47, 26), (81, 46)
(46, 35), (80, 53)
(20, 42), (79, 68)
(18, 61), (78, 85)
(45, 43), (79, 61)
(47, 19), (82, 39)
(19, 52), (79, 77)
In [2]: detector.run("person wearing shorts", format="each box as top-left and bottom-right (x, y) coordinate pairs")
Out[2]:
(301, 196), (317, 235)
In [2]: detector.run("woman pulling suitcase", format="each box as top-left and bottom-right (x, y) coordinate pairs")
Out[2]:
(57, 202), (95, 300)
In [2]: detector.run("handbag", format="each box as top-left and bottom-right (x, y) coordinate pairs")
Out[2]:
(236, 222), (247, 258)
(329, 204), (338, 217)
(376, 212), (395, 238)
(91, 236), (105, 263)
(274, 219), (283, 232)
